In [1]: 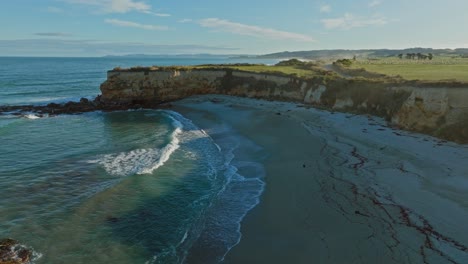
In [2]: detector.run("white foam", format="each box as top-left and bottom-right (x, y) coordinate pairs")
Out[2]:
(89, 112), (183, 176)
(4, 244), (42, 264)
(89, 109), (266, 263)
(178, 231), (189, 247)
(178, 117), (266, 263)
(31, 250), (43, 263)
(24, 114), (41, 119)
(139, 115), (182, 175)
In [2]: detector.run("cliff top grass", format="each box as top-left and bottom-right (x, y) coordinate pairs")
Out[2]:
(111, 59), (337, 79)
(110, 58), (468, 87)
(348, 56), (468, 83)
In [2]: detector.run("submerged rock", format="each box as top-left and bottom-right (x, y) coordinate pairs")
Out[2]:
(0, 238), (32, 264)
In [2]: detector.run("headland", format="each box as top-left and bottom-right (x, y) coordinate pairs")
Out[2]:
(3, 60), (468, 143)
(98, 61), (468, 143)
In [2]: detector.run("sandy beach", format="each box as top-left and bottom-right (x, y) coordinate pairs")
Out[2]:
(173, 95), (468, 264)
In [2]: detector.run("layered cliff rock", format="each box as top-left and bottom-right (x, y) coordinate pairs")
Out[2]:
(100, 68), (468, 143)
(392, 86), (468, 142)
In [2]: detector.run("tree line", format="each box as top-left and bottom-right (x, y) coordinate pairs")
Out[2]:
(398, 53), (433, 60)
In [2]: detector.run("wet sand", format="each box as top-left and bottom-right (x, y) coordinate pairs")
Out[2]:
(174, 95), (468, 264)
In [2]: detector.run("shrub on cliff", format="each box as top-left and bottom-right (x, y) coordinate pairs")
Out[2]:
(275, 59), (306, 66)
(334, 59), (353, 67)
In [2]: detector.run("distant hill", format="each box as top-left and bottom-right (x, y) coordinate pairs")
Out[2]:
(102, 54), (235, 59)
(254, 48), (468, 60)
(104, 49), (468, 60)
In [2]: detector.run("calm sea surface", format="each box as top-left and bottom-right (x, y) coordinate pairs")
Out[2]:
(0, 57), (273, 263)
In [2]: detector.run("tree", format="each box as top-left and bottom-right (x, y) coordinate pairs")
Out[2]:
(398, 54), (403, 59)
(428, 53), (433, 60)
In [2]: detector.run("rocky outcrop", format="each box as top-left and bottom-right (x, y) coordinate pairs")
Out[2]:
(99, 69), (308, 104)
(100, 70), (224, 104)
(0, 95), (168, 117)
(0, 239), (32, 264)
(100, 68), (468, 143)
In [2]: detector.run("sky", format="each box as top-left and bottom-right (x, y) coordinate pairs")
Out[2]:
(1, 0), (468, 56)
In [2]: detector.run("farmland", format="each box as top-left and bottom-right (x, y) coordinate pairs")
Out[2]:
(349, 56), (468, 82)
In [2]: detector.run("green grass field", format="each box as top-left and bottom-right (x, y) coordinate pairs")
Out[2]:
(194, 64), (328, 78)
(119, 64), (324, 78)
(121, 57), (468, 83)
(225, 65), (322, 78)
(351, 57), (468, 82)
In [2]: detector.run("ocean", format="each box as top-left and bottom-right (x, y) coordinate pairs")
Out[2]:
(0, 57), (276, 263)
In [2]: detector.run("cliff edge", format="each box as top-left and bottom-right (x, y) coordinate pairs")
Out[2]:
(100, 66), (468, 143)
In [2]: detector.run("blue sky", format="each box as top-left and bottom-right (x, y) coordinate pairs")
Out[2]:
(1, 0), (467, 56)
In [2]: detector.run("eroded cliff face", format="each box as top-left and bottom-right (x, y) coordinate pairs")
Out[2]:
(100, 70), (224, 104)
(391, 87), (468, 142)
(100, 69), (468, 143)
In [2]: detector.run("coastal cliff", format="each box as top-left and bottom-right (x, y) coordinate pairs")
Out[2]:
(100, 67), (468, 143)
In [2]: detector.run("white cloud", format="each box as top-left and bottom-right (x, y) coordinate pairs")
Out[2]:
(369, 0), (383, 7)
(105, 19), (168, 31)
(320, 4), (331, 13)
(198, 18), (315, 42)
(321, 13), (388, 30)
(153, 13), (170, 17)
(178, 19), (193, 23)
(66, 0), (151, 13)
(35, 32), (72, 37)
(47, 6), (64, 13)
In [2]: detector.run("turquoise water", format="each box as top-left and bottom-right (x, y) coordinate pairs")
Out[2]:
(0, 57), (270, 263)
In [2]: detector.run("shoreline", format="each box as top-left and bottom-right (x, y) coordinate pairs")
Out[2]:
(172, 100), (269, 263)
(173, 95), (468, 263)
